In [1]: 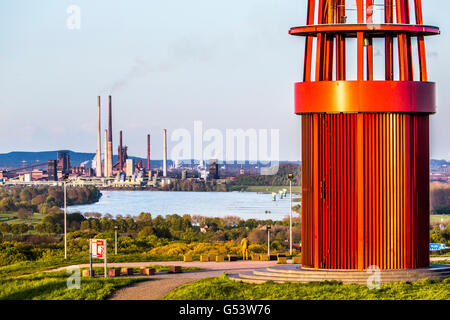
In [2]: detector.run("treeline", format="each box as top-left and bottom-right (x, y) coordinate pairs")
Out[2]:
(0, 210), (299, 245)
(160, 180), (228, 192)
(431, 182), (450, 214)
(0, 186), (101, 215)
(431, 224), (450, 246)
(230, 163), (301, 187)
(0, 211), (301, 265)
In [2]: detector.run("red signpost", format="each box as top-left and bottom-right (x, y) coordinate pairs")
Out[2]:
(90, 239), (107, 277)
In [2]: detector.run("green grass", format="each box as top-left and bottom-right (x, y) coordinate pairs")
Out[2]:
(0, 253), (186, 279)
(0, 255), (89, 279)
(162, 273), (450, 300)
(432, 260), (450, 264)
(431, 214), (450, 223)
(0, 270), (145, 300)
(0, 256), (203, 300)
(0, 212), (45, 225)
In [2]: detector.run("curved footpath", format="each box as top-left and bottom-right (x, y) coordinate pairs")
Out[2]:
(109, 261), (280, 300)
(49, 258), (449, 300)
(50, 261), (279, 300)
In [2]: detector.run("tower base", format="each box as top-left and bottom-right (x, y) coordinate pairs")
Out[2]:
(229, 264), (450, 284)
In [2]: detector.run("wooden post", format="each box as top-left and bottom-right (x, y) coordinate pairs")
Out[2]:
(104, 240), (108, 278)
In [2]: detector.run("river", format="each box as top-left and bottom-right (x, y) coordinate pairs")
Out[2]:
(68, 190), (299, 221)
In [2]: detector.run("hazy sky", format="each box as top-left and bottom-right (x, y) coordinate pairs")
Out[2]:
(0, 0), (449, 161)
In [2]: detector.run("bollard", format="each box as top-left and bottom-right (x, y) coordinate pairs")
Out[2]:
(277, 257), (287, 264)
(140, 267), (155, 276)
(292, 256), (302, 264)
(169, 266), (182, 273)
(82, 269), (94, 277)
(108, 269), (121, 277)
(121, 267), (134, 276)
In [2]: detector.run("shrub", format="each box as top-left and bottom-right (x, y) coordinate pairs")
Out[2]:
(248, 244), (266, 254)
(17, 208), (33, 220)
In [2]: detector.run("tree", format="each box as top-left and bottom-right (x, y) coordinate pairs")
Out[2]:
(138, 226), (154, 238)
(223, 216), (242, 228)
(35, 222), (55, 234)
(245, 219), (258, 230)
(0, 223), (11, 233)
(31, 194), (46, 206)
(17, 208), (33, 220)
(248, 229), (267, 244)
(152, 215), (171, 238)
(190, 215), (205, 226)
(10, 223), (30, 234)
(430, 183), (450, 214)
(0, 197), (15, 211)
(19, 189), (32, 202)
(137, 212), (152, 226)
(80, 220), (90, 231)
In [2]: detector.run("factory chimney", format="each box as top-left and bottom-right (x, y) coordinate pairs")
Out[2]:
(147, 134), (150, 171)
(163, 129), (167, 177)
(96, 96), (102, 177)
(107, 96), (113, 177)
(119, 130), (123, 171)
(104, 129), (109, 177)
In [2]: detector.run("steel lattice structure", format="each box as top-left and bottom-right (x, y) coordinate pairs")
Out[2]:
(290, 0), (439, 270)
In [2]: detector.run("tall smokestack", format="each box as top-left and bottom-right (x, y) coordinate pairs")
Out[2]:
(163, 129), (167, 177)
(107, 95), (113, 177)
(119, 130), (123, 171)
(104, 129), (109, 177)
(96, 96), (102, 177)
(147, 134), (150, 171)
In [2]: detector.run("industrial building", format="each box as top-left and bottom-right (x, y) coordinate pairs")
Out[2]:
(47, 160), (57, 182)
(57, 151), (70, 173)
(209, 159), (219, 180)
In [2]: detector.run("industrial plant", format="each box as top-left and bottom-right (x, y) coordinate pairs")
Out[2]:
(0, 95), (243, 188)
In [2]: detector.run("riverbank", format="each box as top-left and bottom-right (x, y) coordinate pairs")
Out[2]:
(97, 185), (302, 194)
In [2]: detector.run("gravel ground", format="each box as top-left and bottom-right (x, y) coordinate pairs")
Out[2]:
(109, 278), (197, 300)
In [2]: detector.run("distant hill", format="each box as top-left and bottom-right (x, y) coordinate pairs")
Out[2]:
(1, 150), (444, 171)
(0, 150), (154, 170)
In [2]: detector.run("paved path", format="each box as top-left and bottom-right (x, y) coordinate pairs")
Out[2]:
(50, 258), (449, 300)
(431, 257), (450, 261)
(110, 278), (197, 300)
(50, 261), (279, 300)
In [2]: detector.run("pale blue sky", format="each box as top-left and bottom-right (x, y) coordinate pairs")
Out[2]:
(0, 0), (448, 160)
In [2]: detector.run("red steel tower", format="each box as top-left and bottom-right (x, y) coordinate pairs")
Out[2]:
(290, 1), (439, 270)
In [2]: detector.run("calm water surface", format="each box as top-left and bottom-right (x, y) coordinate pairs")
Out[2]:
(68, 191), (298, 221)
